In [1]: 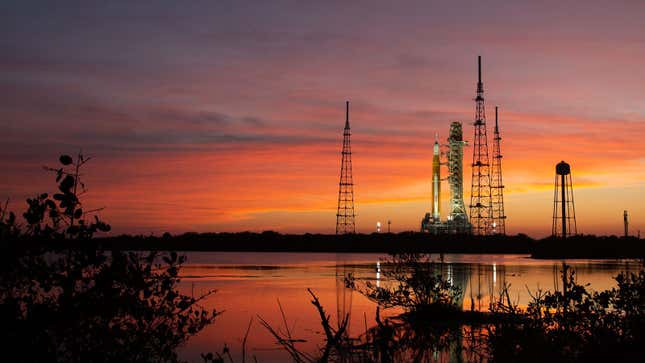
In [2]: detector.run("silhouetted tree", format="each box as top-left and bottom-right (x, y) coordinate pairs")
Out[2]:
(0, 154), (218, 362)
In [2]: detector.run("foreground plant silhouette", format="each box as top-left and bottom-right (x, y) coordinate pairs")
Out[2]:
(488, 264), (645, 363)
(0, 153), (218, 363)
(349, 253), (462, 314)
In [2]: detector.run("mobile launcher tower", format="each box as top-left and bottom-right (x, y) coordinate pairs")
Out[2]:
(421, 122), (472, 234)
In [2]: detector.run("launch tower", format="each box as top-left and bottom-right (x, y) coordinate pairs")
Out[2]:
(336, 101), (356, 234)
(421, 123), (471, 234)
(469, 56), (492, 236)
(447, 122), (471, 233)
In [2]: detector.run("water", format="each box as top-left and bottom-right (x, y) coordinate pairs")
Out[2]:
(176, 252), (642, 362)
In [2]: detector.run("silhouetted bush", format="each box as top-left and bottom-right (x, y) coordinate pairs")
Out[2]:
(488, 265), (645, 362)
(0, 250), (217, 362)
(349, 253), (462, 315)
(0, 153), (218, 362)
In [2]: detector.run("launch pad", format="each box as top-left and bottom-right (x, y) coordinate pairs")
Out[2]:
(421, 122), (472, 234)
(421, 56), (505, 236)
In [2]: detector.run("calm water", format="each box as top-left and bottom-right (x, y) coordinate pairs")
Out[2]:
(176, 252), (642, 362)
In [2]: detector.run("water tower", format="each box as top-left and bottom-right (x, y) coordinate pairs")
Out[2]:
(552, 161), (577, 238)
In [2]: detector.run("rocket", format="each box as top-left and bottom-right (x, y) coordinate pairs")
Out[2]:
(431, 134), (441, 221)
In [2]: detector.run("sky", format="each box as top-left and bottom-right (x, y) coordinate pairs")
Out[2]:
(1, 0), (644, 237)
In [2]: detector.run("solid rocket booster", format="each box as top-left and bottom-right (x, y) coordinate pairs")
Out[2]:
(432, 135), (441, 221)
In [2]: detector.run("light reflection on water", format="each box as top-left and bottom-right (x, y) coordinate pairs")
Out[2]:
(176, 252), (642, 362)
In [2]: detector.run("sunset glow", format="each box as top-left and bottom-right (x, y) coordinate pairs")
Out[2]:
(2, 1), (644, 237)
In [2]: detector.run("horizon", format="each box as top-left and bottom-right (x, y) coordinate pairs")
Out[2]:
(2, 1), (644, 238)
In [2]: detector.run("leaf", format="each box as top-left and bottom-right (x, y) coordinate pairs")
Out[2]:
(45, 200), (56, 210)
(59, 155), (73, 165)
(178, 300), (190, 310)
(97, 223), (111, 232)
(74, 208), (83, 219)
(53, 193), (65, 201)
(56, 168), (63, 182)
(59, 175), (75, 192)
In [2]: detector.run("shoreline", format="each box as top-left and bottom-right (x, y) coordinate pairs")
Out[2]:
(4, 232), (643, 260)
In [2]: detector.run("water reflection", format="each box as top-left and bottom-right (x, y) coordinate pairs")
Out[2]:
(335, 256), (354, 331)
(376, 261), (381, 288)
(177, 253), (641, 362)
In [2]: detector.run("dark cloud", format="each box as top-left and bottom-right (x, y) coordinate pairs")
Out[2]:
(0, 80), (335, 161)
(154, 109), (232, 127)
(240, 116), (265, 126)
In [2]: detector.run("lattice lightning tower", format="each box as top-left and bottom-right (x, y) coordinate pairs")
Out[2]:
(490, 106), (506, 234)
(336, 101), (356, 234)
(469, 56), (492, 235)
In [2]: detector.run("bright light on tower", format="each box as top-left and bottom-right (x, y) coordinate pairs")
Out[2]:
(376, 221), (381, 233)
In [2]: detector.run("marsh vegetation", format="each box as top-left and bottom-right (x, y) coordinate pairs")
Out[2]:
(261, 254), (645, 362)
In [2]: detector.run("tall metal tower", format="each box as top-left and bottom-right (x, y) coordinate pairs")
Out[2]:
(336, 101), (356, 234)
(469, 56), (492, 235)
(552, 161), (577, 238)
(447, 121), (470, 233)
(490, 106), (506, 234)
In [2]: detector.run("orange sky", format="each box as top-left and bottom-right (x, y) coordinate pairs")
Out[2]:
(1, 1), (644, 237)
